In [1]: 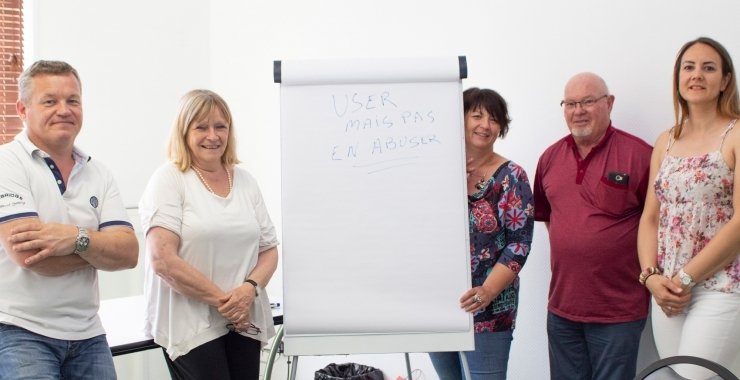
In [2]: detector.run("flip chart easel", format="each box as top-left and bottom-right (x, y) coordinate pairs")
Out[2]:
(275, 56), (474, 378)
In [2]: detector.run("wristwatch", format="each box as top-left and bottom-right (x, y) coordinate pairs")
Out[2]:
(677, 268), (695, 288)
(73, 227), (90, 255)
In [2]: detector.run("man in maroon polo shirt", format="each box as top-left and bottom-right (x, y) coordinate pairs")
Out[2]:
(533, 72), (652, 380)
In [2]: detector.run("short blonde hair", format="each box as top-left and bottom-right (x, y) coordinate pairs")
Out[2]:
(167, 89), (240, 171)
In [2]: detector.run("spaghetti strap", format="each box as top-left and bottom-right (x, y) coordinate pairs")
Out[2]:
(665, 127), (676, 153)
(718, 118), (737, 150)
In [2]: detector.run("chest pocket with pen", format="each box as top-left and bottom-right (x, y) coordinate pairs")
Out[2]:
(593, 171), (632, 216)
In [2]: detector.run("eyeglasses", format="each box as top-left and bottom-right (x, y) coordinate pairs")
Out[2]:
(560, 94), (609, 110)
(226, 323), (261, 335)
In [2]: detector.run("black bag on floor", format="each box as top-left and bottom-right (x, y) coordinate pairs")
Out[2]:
(314, 362), (384, 380)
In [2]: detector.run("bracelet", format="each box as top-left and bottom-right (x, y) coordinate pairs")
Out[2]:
(245, 279), (259, 296)
(638, 267), (660, 286)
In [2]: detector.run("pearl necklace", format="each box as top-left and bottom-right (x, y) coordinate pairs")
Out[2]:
(192, 165), (232, 195)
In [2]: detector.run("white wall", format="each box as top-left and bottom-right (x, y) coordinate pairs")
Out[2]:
(28, 0), (740, 378)
(29, 0), (211, 208)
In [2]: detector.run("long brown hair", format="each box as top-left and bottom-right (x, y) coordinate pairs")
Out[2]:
(672, 37), (740, 138)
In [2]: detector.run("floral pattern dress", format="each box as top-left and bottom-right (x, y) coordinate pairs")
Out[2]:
(469, 160), (534, 332)
(654, 120), (740, 293)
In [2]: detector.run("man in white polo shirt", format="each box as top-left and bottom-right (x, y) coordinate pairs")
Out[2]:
(0, 60), (138, 379)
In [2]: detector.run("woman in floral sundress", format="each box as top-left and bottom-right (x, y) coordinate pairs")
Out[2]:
(637, 37), (740, 379)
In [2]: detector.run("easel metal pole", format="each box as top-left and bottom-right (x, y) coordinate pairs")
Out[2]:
(404, 353), (412, 379)
(459, 351), (472, 380)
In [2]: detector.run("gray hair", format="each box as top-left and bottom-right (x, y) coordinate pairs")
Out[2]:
(18, 60), (81, 102)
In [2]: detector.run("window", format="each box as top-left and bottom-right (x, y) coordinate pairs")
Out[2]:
(0, 0), (23, 145)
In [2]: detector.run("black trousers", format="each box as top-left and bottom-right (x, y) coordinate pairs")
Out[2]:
(163, 331), (261, 380)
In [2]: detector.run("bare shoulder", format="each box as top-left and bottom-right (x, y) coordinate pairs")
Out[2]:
(722, 122), (740, 170)
(723, 121), (740, 145)
(653, 129), (673, 150)
(650, 129), (673, 162)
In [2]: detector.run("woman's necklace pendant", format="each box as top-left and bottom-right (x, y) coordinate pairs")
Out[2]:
(475, 177), (486, 190)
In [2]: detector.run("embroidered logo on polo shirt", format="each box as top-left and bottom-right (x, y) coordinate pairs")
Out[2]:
(90, 196), (99, 208)
(0, 193), (25, 208)
(0, 193), (23, 201)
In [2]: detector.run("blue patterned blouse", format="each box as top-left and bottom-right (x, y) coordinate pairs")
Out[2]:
(469, 160), (534, 332)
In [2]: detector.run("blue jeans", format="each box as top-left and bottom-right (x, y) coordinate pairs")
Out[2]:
(429, 330), (513, 380)
(547, 312), (646, 380)
(0, 323), (116, 380)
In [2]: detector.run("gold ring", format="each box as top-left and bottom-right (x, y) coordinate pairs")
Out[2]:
(473, 294), (482, 304)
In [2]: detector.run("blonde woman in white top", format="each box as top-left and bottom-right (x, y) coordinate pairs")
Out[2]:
(139, 89), (279, 380)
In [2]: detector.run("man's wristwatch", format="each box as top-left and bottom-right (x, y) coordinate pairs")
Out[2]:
(678, 268), (695, 288)
(73, 227), (90, 255)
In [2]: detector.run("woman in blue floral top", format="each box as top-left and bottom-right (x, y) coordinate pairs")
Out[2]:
(429, 88), (534, 380)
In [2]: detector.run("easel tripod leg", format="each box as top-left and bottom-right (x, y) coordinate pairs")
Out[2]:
(404, 352), (412, 379)
(459, 351), (472, 380)
(288, 355), (299, 380)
